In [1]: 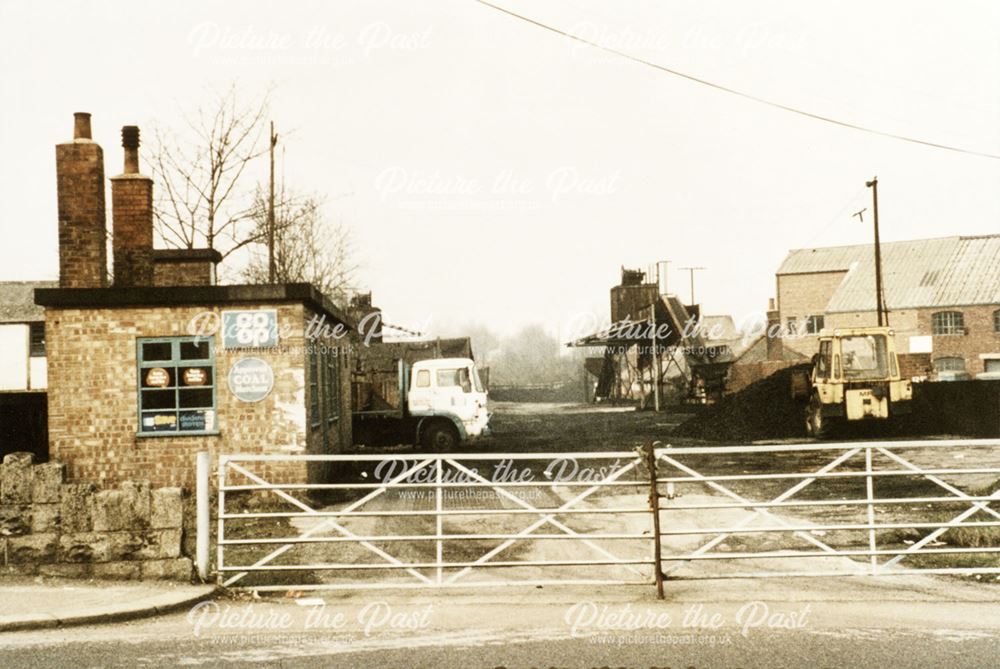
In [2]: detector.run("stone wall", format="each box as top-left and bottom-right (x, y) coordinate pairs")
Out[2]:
(0, 452), (192, 580)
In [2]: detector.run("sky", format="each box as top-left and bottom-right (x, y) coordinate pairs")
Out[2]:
(1, 0), (998, 342)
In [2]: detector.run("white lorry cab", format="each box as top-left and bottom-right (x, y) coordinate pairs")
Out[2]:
(407, 358), (491, 448)
(353, 356), (491, 451)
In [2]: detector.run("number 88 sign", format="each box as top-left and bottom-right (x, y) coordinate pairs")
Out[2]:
(222, 310), (278, 349)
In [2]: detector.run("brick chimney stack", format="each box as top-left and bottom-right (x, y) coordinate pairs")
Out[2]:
(55, 112), (108, 288)
(111, 125), (153, 287)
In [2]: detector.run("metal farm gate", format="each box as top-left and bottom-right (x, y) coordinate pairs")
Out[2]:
(214, 451), (659, 592)
(205, 439), (1000, 597)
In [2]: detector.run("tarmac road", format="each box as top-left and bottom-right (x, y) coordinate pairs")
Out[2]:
(3, 579), (999, 669)
(2, 623), (999, 669)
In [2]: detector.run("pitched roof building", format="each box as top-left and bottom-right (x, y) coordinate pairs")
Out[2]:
(775, 234), (1000, 377)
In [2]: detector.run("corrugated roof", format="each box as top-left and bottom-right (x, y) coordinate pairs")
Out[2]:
(933, 235), (1000, 307)
(776, 244), (865, 275)
(0, 281), (56, 323)
(809, 235), (1000, 312)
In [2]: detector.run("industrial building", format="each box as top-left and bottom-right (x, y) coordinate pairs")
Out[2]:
(571, 267), (736, 405)
(775, 235), (1000, 378)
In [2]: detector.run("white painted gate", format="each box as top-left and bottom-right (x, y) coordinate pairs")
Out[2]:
(204, 439), (1000, 595)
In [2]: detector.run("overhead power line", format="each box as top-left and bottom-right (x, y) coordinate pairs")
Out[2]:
(474, 0), (1000, 161)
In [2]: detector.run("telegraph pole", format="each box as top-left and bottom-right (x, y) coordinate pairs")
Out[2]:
(865, 177), (887, 326)
(679, 267), (706, 306)
(267, 121), (278, 283)
(649, 300), (661, 411)
(649, 262), (667, 412)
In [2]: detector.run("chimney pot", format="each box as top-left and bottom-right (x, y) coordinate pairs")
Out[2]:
(122, 125), (139, 149)
(121, 125), (140, 174)
(73, 112), (92, 140)
(112, 124), (153, 286)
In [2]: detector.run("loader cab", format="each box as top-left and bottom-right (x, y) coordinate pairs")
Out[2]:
(840, 332), (894, 381)
(812, 329), (899, 384)
(800, 326), (912, 438)
(813, 338), (833, 380)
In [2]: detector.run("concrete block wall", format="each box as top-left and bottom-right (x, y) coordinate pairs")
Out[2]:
(0, 452), (192, 580)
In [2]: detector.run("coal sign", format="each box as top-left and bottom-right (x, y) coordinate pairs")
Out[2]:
(227, 357), (274, 403)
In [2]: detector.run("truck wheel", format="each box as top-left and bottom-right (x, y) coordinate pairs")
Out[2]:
(422, 420), (459, 452)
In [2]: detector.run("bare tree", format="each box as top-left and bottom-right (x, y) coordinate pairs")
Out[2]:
(241, 187), (358, 302)
(148, 84), (271, 258)
(483, 324), (582, 386)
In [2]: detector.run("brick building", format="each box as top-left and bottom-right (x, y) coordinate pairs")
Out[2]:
(33, 113), (354, 489)
(774, 235), (1000, 378)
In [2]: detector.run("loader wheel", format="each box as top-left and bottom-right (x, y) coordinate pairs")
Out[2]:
(806, 397), (831, 439)
(421, 420), (459, 452)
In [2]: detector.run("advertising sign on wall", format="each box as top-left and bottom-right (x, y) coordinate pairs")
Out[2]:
(222, 310), (278, 349)
(228, 357), (275, 403)
(144, 367), (170, 387)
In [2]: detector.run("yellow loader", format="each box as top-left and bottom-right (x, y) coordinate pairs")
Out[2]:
(791, 327), (913, 438)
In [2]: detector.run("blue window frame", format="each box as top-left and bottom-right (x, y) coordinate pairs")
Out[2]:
(137, 337), (217, 435)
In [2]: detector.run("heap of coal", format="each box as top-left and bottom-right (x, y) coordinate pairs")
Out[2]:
(672, 364), (812, 442)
